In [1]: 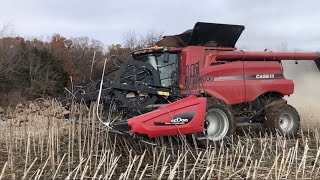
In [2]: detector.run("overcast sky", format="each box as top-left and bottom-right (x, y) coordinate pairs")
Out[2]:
(1, 0), (320, 51)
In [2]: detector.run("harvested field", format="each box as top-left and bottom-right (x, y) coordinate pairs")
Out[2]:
(0, 99), (320, 179)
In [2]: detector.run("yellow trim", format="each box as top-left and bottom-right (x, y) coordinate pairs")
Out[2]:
(157, 91), (170, 96)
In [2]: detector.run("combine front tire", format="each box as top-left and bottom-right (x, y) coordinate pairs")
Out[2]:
(266, 104), (300, 137)
(193, 98), (235, 148)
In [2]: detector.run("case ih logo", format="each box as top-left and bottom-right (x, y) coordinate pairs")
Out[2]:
(200, 74), (283, 81)
(255, 74), (275, 79)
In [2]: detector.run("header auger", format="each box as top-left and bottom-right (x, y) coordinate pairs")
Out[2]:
(70, 22), (320, 147)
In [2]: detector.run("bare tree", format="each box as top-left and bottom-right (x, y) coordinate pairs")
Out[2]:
(27, 47), (68, 97)
(0, 38), (27, 92)
(28, 54), (65, 96)
(122, 29), (164, 50)
(0, 22), (15, 38)
(122, 30), (141, 50)
(69, 36), (106, 82)
(140, 29), (163, 48)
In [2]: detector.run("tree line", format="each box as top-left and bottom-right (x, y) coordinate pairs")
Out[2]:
(0, 25), (163, 106)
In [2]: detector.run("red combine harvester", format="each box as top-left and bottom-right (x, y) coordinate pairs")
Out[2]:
(76, 22), (320, 147)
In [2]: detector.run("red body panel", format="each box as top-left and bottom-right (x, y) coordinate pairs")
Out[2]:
(198, 61), (245, 104)
(179, 48), (317, 105)
(128, 96), (206, 138)
(243, 61), (294, 102)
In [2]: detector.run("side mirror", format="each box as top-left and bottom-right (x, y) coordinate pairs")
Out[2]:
(163, 52), (169, 63)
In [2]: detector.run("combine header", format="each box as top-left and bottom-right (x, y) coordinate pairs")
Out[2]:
(73, 22), (320, 147)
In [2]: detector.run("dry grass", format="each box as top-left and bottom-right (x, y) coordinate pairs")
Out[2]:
(0, 99), (320, 179)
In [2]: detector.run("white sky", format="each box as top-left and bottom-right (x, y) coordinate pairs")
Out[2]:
(1, 0), (320, 51)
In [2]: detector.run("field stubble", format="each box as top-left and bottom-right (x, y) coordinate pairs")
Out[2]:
(0, 98), (319, 179)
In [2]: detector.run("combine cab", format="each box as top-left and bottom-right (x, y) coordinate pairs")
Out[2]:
(73, 22), (320, 147)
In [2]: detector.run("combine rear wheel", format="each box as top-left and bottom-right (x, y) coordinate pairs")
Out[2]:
(266, 103), (300, 137)
(193, 98), (235, 148)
